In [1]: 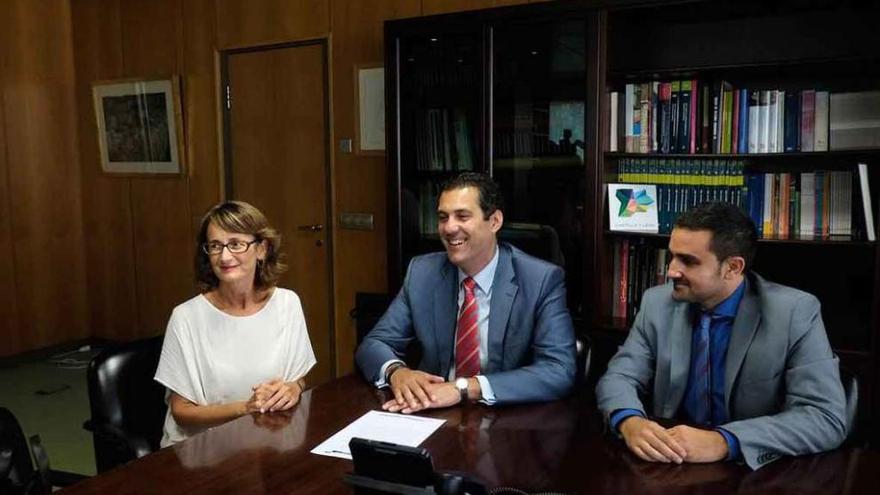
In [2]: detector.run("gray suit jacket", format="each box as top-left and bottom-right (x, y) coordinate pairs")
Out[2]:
(356, 243), (576, 404)
(596, 273), (847, 469)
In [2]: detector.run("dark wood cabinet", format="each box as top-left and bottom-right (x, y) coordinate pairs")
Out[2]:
(385, 3), (596, 319)
(385, 0), (880, 441)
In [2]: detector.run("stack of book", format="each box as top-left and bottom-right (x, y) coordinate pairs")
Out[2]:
(744, 171), (856, 239)
(617, 157), (745, 233)
(417, 182), (440, 235)
(610, 82), (832, 154)
(615, 158), (873, 240)
(611, 240), (668, 321)
(414, 107), (475, 171)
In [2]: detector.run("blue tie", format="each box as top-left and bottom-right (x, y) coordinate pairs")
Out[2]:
(692, 312), (713, 425)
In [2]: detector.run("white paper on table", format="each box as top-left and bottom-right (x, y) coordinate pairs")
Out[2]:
(311, 410), (446, 460)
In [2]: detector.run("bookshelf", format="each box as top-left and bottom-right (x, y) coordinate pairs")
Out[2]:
(385, 0), (880, 441)
(596, 0), (880, 441)
(386, 5), (593, 319)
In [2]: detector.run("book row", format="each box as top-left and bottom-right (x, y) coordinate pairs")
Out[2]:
(744, 171), (858, 239)
(610, 82), (880, 155)
(413, 107), (475, 172)
(617, 158), (746, 234)
(614, 158), (875, 240)
(611, 240), (667, 320)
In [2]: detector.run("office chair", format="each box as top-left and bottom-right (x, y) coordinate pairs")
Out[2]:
(498, 222), (565, 267)
(351, 292), (395, 346)
(351, 292), (423, 369)
(83, 336), (167, 473)
(840, 365), (861, 446)
(0, 407), (85, 495)
(575, 334), (592, 384)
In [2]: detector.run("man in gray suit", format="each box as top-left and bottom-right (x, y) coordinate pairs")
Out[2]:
(597, 202), (847, 469)
(357, 172), (576, 413)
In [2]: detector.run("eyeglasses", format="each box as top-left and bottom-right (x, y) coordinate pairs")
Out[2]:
(202, 239), (261, 255)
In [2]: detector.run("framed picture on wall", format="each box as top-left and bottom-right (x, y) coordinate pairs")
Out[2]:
(91, 76), (185, 175)
(355, 64), (385, 154)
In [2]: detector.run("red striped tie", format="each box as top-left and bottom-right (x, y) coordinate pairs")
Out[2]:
(455, 277), (480, 378)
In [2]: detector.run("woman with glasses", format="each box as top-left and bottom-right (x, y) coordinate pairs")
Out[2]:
(154, 201), (316, 446)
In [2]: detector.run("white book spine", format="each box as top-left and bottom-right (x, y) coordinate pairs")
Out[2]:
(748, 91), (759, 153)
(763, 173), (773, 235)
(652, 81), (660, 153)
(625, 84), (635, 152)
(776, 90), (785, 152)
(845, 171), (853, 236)
(759, 90), (770, 153)
(768, 90), (779, 154)
(814, 91), (830, 151)
(859, 163), (875, 241)
(610, 92), (619, 152)
(800, 172), (815, 237)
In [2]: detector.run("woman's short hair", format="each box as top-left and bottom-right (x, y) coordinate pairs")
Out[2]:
(195, 201), (287, 291)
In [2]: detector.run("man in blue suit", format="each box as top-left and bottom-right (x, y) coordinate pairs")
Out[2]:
(356, 173), (576, 413)
(597, 202), (847, 469)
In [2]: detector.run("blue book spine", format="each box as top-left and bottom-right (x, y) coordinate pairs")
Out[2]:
(747, 173), (765, 236)
(738, 89), (749, 154)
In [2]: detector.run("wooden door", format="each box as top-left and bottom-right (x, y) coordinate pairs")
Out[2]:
(224, 41), (334, 384)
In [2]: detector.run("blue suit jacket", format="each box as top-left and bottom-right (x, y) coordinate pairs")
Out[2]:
(356, 243), (576, 404)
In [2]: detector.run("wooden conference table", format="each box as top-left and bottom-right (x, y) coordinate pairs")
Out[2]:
(61, 374), (877, 494)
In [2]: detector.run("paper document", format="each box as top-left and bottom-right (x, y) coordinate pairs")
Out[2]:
(311, 410), (445, 460)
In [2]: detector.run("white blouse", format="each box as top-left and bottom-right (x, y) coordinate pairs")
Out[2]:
(154, 288), (316, 446)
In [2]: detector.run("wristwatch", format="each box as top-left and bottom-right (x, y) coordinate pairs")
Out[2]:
(454, 377), (469, 404)
(385, 362), (407, 384)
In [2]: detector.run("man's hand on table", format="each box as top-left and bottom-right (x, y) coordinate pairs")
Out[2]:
(667, 425), (729, 463)
(382, 368), (444, 411)
(383, 381), (462, 413)
(619, 416), (687, 464)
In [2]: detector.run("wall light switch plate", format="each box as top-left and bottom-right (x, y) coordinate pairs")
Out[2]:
(339, 212), (374, 231)
(339, 138), (353, 153)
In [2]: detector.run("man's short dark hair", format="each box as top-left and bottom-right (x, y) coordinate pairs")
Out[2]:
(674, 202), (758, 270)
(440, 172), (504, 219)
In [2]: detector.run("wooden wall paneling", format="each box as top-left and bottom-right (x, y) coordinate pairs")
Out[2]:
(215, 0), (331, 49)
(2, 0), (88, 351)
(71, 0), (141, 342)
(422, 0), (494, 15)
(129, 180), (195, 335)
(120, 0), (186, 77)
(0, 6), (21, 356)
(329, 0), (420, 374)
(182, 0), (222, 228)
(122, 0), (196, 337)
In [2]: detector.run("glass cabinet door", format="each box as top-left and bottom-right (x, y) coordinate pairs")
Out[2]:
(491, 19), (587, 316)
(396, 28), (484, 270)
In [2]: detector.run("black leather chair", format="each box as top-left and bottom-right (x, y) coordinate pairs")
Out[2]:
(83, 336), (167, 473)
(840, 365), (860, 446)
(498, 222), (565, 267)
(575, 333), (592, 384)
(0, 408), (85, 494)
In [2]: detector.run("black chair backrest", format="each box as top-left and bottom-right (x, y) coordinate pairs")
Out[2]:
(87, 336), (167, 458)
(351, 292), (395, 346)
(498, 223), (565, 267)
(840, 365), (859, 443)
(0, 407), (36, 495)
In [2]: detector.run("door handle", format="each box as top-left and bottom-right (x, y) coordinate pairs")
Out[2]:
(297, 224), (324, 232)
